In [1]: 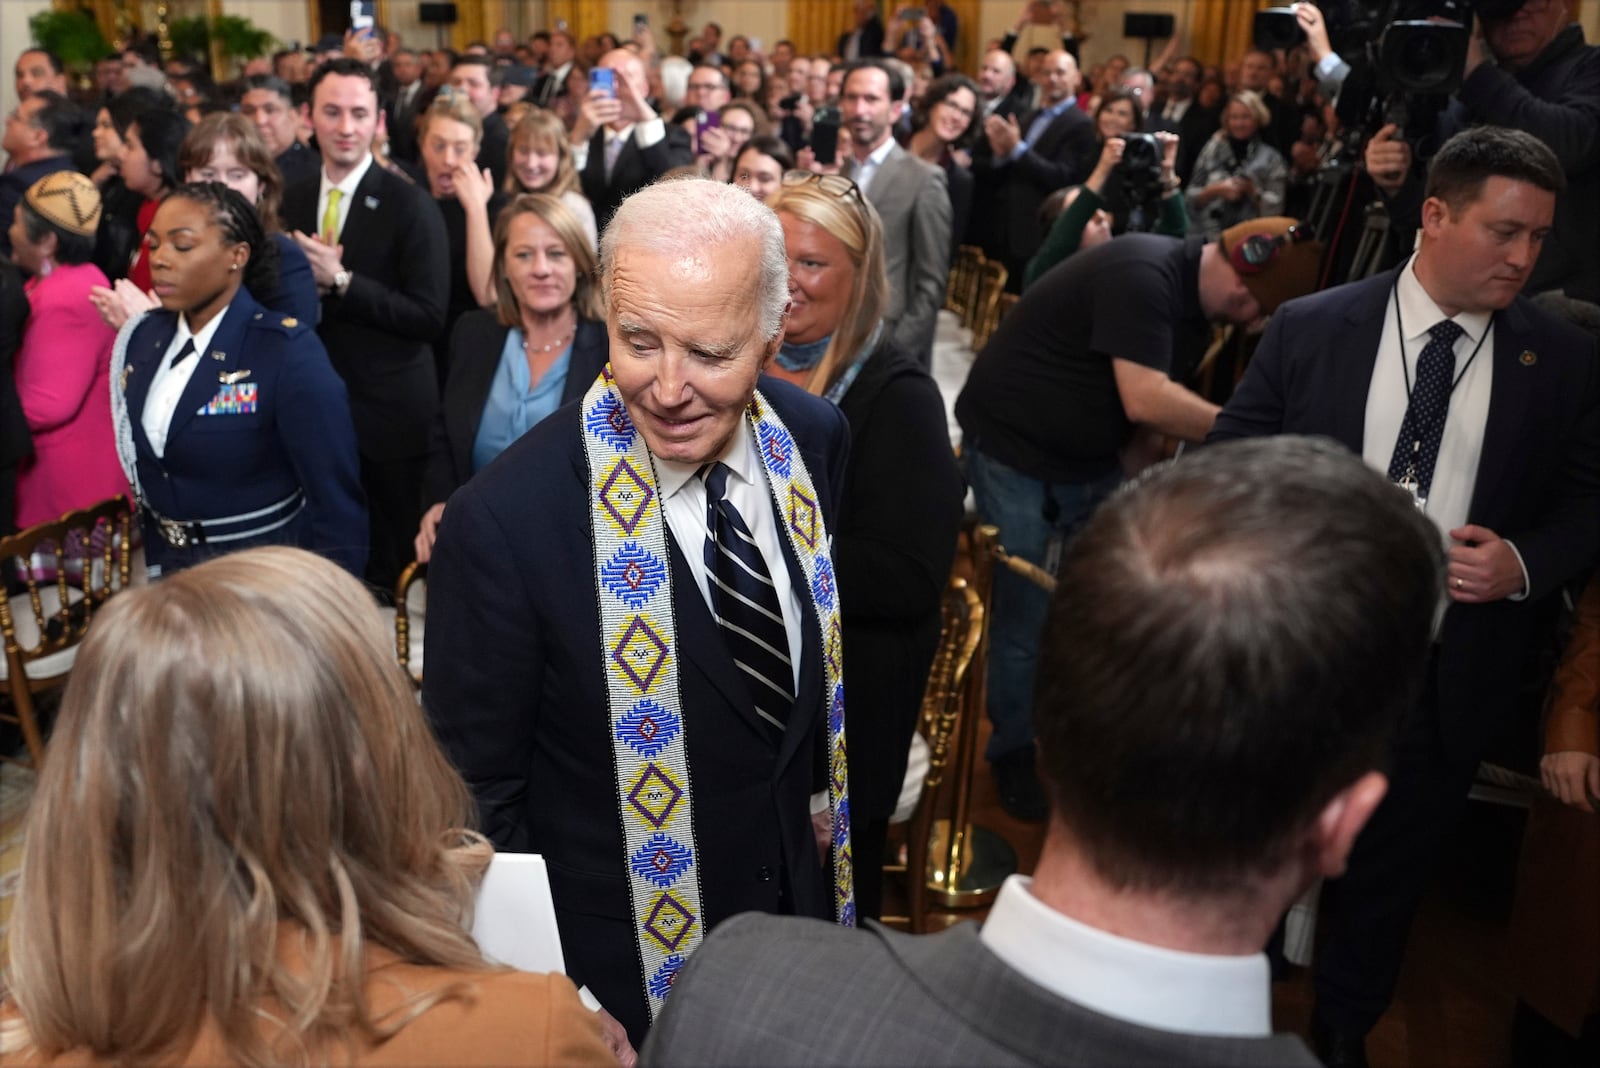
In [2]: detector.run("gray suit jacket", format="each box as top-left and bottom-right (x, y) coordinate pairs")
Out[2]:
(642, 914), (1321, 1066)
(848, 143), (952, 364)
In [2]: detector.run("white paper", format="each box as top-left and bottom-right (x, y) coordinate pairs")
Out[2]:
(471, 852), (568, 975)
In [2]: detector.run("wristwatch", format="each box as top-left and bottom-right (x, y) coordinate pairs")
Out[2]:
(333, 268), (352, 296)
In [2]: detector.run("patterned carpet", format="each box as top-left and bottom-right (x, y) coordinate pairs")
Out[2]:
(0, 761), (34, 948)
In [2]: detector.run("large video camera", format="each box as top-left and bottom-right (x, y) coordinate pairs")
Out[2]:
(1253, 1), (1523, 141)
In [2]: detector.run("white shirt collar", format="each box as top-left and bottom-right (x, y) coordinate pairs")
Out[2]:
(657, 414), (757, 502)
(858, 133), (896, 168)
(177, 301), (233, 361)
(320, 151), (375, 200)
(1397, 254), (1492, 346)
(979, 876), (1272, 1038)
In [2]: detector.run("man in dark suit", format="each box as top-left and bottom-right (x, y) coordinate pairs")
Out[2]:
(285, 58), (449, 593)
(423, 179), (854, 1053)
(571, 48), (693, 235)
(449, 54), (509, 188)
(239, 75), (319, 188)
(838, 0), (886, 60)
(1144, 55), (1218, 184)
(970, 49), (1097, 287)
(644, 436), (1445, 1068)
(384, 48), (425, 164)
(1209, 127), (1600, 1068)
(532, 29), (577, 109)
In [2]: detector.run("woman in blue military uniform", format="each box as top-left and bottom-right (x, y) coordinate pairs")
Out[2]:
(112, 182), (367, 579)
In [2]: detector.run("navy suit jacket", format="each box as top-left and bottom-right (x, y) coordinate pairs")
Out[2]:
(1209, 270), (1600, 762)
(282, 162), (449, 462)
(423, 376), (849, 1045)
(579, 124), (694, 234)
(969, 104), (1097, 272)
(121, 288), (368, 576)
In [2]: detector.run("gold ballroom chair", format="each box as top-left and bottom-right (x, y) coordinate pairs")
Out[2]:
(0, 496), (134, 767)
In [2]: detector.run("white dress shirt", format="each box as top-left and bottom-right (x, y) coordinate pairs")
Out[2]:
(1161, 97), (1192, 123)
(980, 876), (1273, 1038)
(570, 118), (667, 175)
(1362, 256), (1527, 596)
(140, 304), (233, 458)
(315, 151), (376, 243)
(657, 417), (804, 688)
(848, 134), (898, 198)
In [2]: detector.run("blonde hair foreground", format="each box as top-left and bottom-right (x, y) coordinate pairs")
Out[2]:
(765, 177), (889, 396)
(2, 547), (492, 1067)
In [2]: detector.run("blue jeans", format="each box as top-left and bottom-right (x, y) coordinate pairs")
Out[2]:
(960, 447), (1122, 761)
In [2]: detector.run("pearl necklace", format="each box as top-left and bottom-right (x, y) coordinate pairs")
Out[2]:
(522, 316), (575, 355)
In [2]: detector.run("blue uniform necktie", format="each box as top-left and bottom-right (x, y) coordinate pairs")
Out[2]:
(702, 462), (793, 736)
(168, 338), (196, 369)
(1387, 319), (1465, 505)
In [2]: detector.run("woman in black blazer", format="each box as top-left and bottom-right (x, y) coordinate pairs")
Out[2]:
(765, 172), (965, 921)
(414, 194), (609, 563)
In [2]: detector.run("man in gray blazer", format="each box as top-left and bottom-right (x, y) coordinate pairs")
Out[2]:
(642, 436), (1445, 1067)
(838, 60), (951, 364)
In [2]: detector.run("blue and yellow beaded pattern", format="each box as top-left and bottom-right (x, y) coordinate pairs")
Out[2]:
(581, 369), (855, 1023)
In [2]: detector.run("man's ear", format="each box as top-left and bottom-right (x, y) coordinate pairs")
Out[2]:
(1311, 771), (1388, 879)
(1419, 195), (1450, 237)
(761, 303), (791, 367)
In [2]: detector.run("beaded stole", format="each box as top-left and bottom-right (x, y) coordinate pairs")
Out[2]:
(580, 367), (856, 1023)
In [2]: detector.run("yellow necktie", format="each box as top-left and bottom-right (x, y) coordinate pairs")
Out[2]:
(322, 188), (344, 242)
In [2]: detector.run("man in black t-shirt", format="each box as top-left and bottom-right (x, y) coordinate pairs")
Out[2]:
(954, 218), (1321, 820)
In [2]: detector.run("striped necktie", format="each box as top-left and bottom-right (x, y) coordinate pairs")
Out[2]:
(702, 462), (793, 737)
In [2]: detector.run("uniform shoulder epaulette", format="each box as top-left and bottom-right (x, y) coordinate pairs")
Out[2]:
(248, 311), (309, 336)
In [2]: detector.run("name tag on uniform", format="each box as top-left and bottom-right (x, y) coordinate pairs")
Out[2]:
(199, 383), (259, 415)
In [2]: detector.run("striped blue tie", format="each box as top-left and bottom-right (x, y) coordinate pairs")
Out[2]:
(702, 462), (793, 736)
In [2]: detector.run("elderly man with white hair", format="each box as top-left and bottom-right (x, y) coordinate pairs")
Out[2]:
(423, 178), (857, 1053)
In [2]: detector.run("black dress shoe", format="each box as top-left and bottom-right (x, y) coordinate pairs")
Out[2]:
(991, 748), (1048, 823)
(1311, 1017), (1371, 1068)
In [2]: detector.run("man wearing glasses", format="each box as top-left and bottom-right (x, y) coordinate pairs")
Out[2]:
(1212, 126), (1600, 1068)
(955, 215), (1321, 824)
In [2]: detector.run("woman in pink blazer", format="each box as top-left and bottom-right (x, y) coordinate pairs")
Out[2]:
(7, 172), (129, 527)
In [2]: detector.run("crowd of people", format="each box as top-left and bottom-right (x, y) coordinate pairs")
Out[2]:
(1, 1), (1597, 1065)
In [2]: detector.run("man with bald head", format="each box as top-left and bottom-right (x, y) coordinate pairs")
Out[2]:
(571, 48), (694, 232)
(424, 179), (856, 1048)
(969, 48), (1097, 284)
(975, 48), (1027, 120)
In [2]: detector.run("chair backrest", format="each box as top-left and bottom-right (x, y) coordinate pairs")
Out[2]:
(918, 578), (985, 796)
(393, 560), (428, 685)
(971, 260), (1010, 351)
(896, 575), (984, 932)
(946, 245), (985, 330)
(0, 496), (134, 672)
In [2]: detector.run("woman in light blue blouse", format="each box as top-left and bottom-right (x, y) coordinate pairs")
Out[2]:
(414, 194), (608, 562)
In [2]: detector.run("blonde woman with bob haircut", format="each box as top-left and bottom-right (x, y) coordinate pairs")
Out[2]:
(503, 108), (598, 257)
(0, 547), (613, 1068)
(763, 172), (964, 922)
(414, 194), (610, 564)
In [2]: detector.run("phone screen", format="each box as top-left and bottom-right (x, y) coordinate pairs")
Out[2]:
(350, 0), (375, 34)
(590, 67), (616, 96)
(811, 106), (840, 165)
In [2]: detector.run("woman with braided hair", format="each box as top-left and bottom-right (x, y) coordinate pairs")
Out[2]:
(110, 182), (367, 579)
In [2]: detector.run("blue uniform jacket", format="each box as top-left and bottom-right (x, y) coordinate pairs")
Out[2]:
(120, 287), (368, 577)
